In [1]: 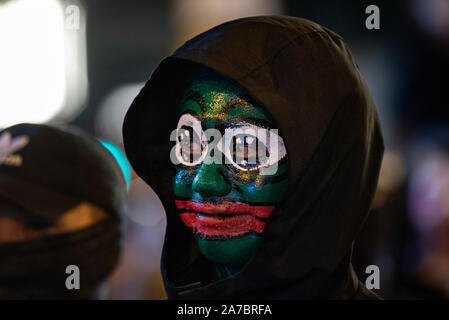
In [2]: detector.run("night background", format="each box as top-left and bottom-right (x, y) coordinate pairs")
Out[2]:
(1, 0), (448, 299)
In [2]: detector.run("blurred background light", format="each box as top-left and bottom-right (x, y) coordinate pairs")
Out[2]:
(0, 0), (87, 129)
(171, 0), (283, 49)
(98, 139), (132, 191)
(95, 83), (144, 145)
(412, 0), (449, 39)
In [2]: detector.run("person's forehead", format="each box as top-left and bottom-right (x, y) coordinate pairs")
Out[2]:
(180, 79), (273, 124)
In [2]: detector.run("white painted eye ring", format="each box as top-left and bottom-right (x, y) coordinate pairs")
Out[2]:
(175, 114), (208, 166)
(216, 125), (287, 171)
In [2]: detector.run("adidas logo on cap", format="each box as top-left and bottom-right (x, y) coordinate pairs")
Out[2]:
(0, 131), (29, 167)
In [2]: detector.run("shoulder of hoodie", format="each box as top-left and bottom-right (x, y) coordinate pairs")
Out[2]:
(353, 281), (383, 300)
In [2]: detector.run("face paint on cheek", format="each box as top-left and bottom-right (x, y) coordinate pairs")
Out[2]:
(231, 161), (290, 204)
(173, 169), (196, 198)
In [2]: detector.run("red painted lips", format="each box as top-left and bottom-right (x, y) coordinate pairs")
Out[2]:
(175, 200), (275, 237)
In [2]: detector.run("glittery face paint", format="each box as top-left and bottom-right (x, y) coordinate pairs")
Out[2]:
(172, 77), (289, 268)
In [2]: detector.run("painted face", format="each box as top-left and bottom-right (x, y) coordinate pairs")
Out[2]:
(172, 77), (289, 269)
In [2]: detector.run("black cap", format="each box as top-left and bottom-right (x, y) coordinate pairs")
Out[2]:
(0, 123), (125, 222)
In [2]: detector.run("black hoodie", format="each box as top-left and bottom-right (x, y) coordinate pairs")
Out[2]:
(123, 16), (384, 299)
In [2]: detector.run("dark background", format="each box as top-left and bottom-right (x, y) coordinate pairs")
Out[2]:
(2, 0), (448, 299)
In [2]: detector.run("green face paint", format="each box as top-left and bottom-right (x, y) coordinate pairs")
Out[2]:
(172, 75), (289, 273)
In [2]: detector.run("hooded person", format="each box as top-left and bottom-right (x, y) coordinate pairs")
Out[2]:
(123, 16), (384, 299)
(0, 123), (125, 299)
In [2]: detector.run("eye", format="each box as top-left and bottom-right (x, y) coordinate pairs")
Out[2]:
(218, 125), (287, 172)
(176, 126), (206, 166)
(179, 127), (202, 159)
(231, 134), (267, 170)
(175, 113), (208, 167)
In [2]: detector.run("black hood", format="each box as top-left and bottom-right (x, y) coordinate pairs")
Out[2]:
(123, 16), (384, 299)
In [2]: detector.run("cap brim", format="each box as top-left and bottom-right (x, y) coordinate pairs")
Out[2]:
(0, 174), (80, 222)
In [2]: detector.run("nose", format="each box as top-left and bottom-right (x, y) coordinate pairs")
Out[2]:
(192, 162), (231, 198)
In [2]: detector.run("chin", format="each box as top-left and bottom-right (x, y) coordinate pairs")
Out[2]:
(194, 233), (261, 267)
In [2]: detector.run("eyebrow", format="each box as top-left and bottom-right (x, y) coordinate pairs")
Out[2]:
(183, 90), (252, 113)
(217, 118), (274, 129)
(181, 90), (274, 125)
(222, 96), (250, 113)
(182, 90), (206, 113)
